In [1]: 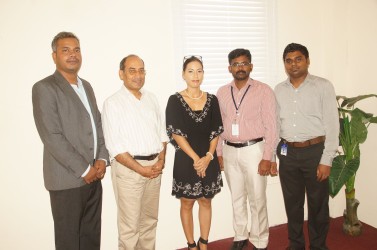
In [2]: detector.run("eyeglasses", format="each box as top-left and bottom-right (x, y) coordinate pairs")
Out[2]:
(183, 55), (203, 63)
(126, 68), (146, 75)
(230, 62), (251, 68)
(284, 57), (304, 65)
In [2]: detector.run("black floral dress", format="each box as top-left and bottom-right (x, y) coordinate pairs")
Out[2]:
(166, 92), (224, 199)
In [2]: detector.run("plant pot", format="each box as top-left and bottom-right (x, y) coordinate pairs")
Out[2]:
(342, 189), (363, 236)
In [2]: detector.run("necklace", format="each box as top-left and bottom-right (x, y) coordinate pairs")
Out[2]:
(185, 89), (203, 100)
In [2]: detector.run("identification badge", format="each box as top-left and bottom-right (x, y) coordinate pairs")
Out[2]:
(232, 123), (239, 136)
(281, 143), (288, 156)
(232, 113), (240, 136)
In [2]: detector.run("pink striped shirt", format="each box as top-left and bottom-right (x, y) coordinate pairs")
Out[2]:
(216, 78), (279, 161)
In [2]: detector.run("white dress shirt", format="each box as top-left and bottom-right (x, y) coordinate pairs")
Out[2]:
(102, 85), (168, 159)
(71, 77), (97, 176)
(71, 77), (97, 158)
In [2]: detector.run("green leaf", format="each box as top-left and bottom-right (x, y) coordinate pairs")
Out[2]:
(354, 144), (360, 159)
(329, 156), (360, 197)
(350, 108), (373, 124)
(339, 94), (377, 108)
(350, 118), (368, 144)
(336, 95), (347, 101)
(370, 116), (377, 124)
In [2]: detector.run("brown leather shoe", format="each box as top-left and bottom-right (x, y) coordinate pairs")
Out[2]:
(230, 240), (248, 250)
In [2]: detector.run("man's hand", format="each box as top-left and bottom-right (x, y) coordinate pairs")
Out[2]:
(258, 159), (271, 176)
(83, 166), (98, 184)
(151, 159), (165, 177)
(317, 164), (330, 182)
(218, 156), (224, 171)
(140, 165), (162, 179)
(270, 162), (278, 176)
(153, 159), (165, 171)
(94, 159), (107, 180)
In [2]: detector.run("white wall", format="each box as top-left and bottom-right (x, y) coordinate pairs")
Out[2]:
(1, 0), (376, 249)
(342, 0), (377, 228)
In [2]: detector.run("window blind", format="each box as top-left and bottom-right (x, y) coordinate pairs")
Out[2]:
(173, 0), (277, 93)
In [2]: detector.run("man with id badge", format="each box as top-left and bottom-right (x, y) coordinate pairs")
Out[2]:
(216, 48), (279, 250)
(275, 43), (339, 250)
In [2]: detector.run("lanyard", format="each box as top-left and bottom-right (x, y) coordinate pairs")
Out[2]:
(231, 85), (251, 114)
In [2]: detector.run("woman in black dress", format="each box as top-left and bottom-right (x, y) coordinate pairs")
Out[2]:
(166, 56), (223, 250)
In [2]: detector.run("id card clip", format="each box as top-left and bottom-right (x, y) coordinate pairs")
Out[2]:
(281, 143), (288, 156)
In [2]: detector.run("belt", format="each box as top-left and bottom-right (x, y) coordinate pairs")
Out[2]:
(282, 136), (325, 148)
(133, 153), (159, 161)
(224, 138), (263, 148)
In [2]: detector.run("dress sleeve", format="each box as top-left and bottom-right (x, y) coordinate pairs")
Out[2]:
(166, 94), (187, 149)
(209, 95), (224, 141)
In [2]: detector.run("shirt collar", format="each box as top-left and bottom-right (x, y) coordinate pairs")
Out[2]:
(121, 85), (145, 96)
(70, 77), (83, 90)
(230, 78), (253, 90)
(284, 73), (311, 88)
(77, 77), (83, 88)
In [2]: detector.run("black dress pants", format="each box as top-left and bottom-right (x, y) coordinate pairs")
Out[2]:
(49, 181), (102, 250)
(277, 141), (329, 250)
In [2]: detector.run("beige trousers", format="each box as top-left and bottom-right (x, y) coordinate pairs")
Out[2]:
(111, 159), (161, 250)
(223, 142), (269, 248)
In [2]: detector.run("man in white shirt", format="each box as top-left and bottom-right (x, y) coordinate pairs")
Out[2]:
(102, 55), (168, 250)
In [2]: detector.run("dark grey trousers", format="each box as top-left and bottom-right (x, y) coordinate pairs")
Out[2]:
(277, 141), (329, 250)
(49, 181), (102, 250)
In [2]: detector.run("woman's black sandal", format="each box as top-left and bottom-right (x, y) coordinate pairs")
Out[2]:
(197, 237), (208, 250)
(187, 241), (197, 249)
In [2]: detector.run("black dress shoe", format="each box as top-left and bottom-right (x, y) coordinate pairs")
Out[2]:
(253, 247), (267, 250)
(230, 239), (248, 250)
(286, 247), (305, 250)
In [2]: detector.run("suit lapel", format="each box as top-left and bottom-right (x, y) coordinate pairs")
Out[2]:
(53, 70), (90, 116)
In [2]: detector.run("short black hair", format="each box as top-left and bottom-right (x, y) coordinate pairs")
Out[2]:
(228, 48), (252, 65)
(283, 43), (309, 60)
(51, 31), (79, 52)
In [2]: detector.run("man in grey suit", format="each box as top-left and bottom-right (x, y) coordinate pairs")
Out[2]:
(32, 31), (109, 250)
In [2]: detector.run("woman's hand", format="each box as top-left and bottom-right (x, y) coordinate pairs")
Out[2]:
(193, 155), (211, 177)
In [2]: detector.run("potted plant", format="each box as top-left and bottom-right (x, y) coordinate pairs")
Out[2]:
(329, 94), (377, 236)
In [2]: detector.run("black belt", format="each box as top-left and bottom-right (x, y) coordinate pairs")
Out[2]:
(133, 153), (159, 161)
(224, 138), (263, 148)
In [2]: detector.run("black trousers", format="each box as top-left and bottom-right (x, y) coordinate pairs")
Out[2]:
(49, 181), (102, 250)
(277, 141), (329, 250)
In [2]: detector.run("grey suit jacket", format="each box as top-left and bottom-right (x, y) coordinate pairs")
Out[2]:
(32, 70), (109, 191)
